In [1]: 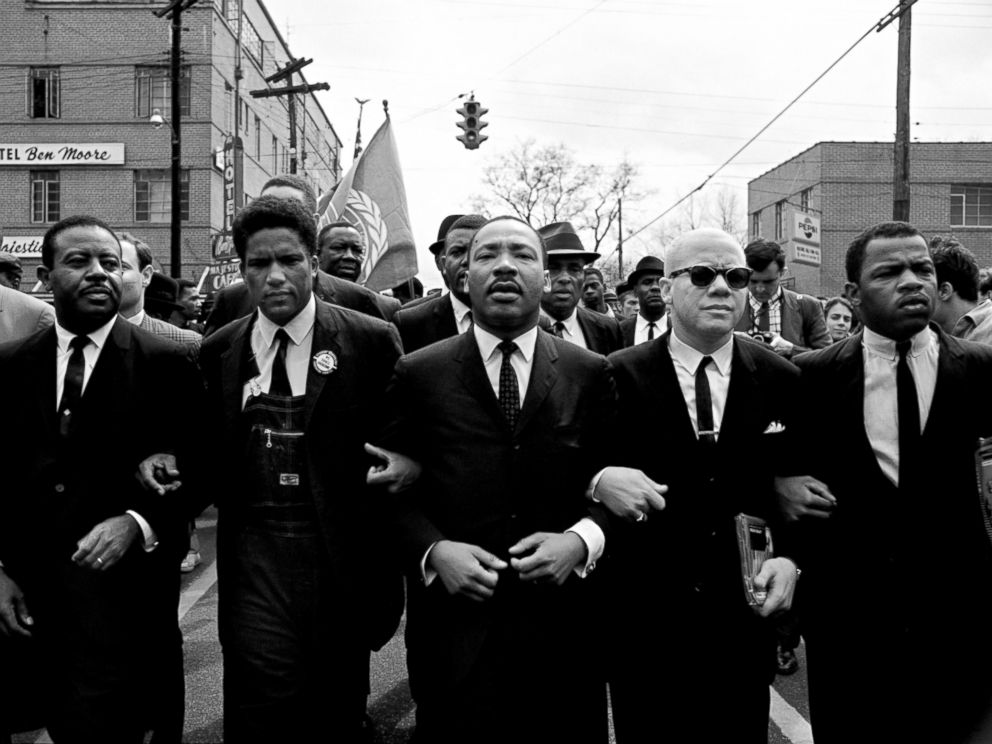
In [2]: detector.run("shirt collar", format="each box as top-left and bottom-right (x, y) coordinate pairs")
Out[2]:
(124, 310), (145, 327)
(256, 294), (316, 348)
(449, 292), (472, 324)
(558, 308), (581, 337)
(636, 313), (664, 331)
(749, 287), (782, 310)
(473, 324), (538, 365)
(55, 314), (118, 353)
(862, 324), (935, 361)
(669, 329), (734, 376)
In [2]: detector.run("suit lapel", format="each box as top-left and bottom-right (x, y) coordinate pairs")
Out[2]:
(303, 303), (341, 431)
(923, 327), (963, 440)
(516, 331), (558, 433)
(717, 338), (759, 447)
(26, 328), (59, 445)
(653, 332), (697, 444)
(576, 308), (594, 348)
(219, 315), (255, 425)
(76, 319), (132, 430)
(435, 294), (458, 339)
(781, 291), (802, 343)
(454, 331), (504, 428)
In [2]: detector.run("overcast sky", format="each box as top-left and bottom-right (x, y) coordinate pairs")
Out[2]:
(276, 0), (990, 289)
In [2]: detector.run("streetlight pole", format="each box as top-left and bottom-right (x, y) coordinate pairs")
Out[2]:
(169, 5), (182, 278)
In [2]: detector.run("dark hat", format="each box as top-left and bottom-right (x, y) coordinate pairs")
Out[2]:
(615, 280), (631, 296)
(626, 255), (666, 286)
(428, 215), (464, 256)
(0, 252), (23, 275)
(145, 272), (184, 313)
(538, 222), (600, 263)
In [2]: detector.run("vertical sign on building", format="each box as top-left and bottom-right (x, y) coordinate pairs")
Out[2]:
(213, 137), (237, 260)
(790, 211), (822, 267)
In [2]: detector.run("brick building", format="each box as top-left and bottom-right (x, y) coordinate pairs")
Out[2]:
(748, 141), (992, 298)
(0, 0), (342, 290)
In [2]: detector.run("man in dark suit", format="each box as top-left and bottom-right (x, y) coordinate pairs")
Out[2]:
(378, 216), (615, 744)
(0, 281), (54, 342)
(735, 237), (830, 357)
(0, 215), (202, 743)
(203, 175), (394, 335)
(141, 196), (405, 742)
(618, 255), (668, 346)
(595, 227), (799, 744)
(777, 221), (992, 744)
(393, 214), (486, 353)
(538, 221), (622, 355)
(316, 220), (402, 321)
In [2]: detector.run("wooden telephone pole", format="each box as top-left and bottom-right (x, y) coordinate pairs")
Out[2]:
(891, 1), (914, 221)
(251, 58), (328, 175)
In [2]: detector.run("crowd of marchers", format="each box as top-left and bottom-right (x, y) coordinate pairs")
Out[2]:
(2, 172), (992, 744)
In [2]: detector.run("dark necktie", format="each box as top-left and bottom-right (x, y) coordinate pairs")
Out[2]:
(648, 321), (657, 341)
(896, 339), (920, 486)
(498, 340), (520, 430)
(58, 335), (90, 438)
(756, 302), (770, 333)
(270, 328), (292, 397)
(695, 356), (716, 447)
(552, 321), (565, 339)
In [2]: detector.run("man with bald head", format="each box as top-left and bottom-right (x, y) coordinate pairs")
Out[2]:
(378, 216), (615, 744)
(594, 228), (800, 743)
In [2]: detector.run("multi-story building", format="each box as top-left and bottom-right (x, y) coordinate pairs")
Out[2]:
(0, 0), (342, 291)
(748, 141), (992, 298)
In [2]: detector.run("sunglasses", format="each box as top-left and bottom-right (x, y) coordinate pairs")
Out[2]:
(669, 265), (752, 290)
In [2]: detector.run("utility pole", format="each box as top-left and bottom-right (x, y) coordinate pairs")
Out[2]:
(252, 58), (327, 175)
(233, 0), (244, 219)
(617, 196), (624, 278)
(892, 1), (913, 221)
(154, 0), (197, 278)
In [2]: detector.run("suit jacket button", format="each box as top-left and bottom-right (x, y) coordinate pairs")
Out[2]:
(54, 483), (65, 493)
(513, 444), (520, 451)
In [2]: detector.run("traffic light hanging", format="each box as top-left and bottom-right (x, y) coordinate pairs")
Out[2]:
(456, 95), (488, 150)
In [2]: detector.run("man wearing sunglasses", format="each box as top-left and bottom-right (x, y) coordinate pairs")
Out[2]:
(592, 227), (800, 744)
(736, 238), (831, 358)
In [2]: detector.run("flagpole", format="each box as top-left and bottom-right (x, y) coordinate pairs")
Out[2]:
(353, 97), (370, 160)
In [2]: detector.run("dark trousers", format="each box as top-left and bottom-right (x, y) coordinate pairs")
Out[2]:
(221, 528), (370, 743)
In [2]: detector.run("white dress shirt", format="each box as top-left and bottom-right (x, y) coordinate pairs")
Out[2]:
(634, 313), (669, 346)
(668, 330), (734, 439)
(449, 293), (473, 335)
(124, 309), (146, 327)
(420, 324), (605, 584)
(54, 315), (156, 550)
(242, 296), (316, 408)
(862, 326), (938, 486)
(553, 309), (589, 350)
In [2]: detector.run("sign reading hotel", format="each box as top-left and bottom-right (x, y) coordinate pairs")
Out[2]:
(0, 143), (125, 166)
(790, 211), (821, 267)
(1, 236), (43, 258)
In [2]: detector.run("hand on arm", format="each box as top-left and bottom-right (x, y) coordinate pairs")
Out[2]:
(72, 515), (141, 571)
(508, 532), (587, 585)
(365, 443), (422, 494)
(752, 557), (799, 618)
(774, 475), (836, 522)
(427, 541), (508, 602)
(591, 467), (667, 523)
(0, 571), (32, 637)
(769, 333), (795, 357)
(136, 453), (182, 496)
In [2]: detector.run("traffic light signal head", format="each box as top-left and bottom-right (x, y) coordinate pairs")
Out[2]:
(456, 97), (489, 150)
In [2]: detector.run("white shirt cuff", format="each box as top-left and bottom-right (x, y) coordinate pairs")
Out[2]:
(126, 510), (159, 553)
(420, 541), (439, 586)
(566, 518), (604, 577)
(586, 469), (607, 502)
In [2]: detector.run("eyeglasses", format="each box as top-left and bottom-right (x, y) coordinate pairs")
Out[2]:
(668, 265), (752, 290)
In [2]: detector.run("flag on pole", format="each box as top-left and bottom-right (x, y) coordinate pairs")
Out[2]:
(317, 105), (418, 292)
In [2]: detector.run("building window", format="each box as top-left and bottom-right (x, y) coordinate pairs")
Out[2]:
(134, 169), (189, 223)
(951, 185), (992, 227)
(774, 201), (785, 240)
(254, 116), (261, 160)
(800, 188), (812, 213)
(28, 67), (60, 119)
(750, 210), (761, 238)
(242, 16), (264, 67)
(30, 171), (60, 223)
(135, 66), (190, 118)
(242, 100), (250, 134)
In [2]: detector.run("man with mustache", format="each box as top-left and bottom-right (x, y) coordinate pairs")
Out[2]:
(0, 215), (202, 743)
(393, 214), (485, 353)
(776, 221), (992, 743)
(594, 227), (799, 743)
(618, 255), (667, 346)
(378, 216), (615, 744)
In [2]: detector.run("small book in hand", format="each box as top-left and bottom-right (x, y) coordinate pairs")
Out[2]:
(735, 514), (774, 607)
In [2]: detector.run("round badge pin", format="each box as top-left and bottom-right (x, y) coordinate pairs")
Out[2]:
(312, 350), (337, 375)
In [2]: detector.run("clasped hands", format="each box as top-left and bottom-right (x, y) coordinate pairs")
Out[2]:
(428, 533), (587, 603)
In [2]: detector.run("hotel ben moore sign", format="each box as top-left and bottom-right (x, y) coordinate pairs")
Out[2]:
(0, 143), (125, 166)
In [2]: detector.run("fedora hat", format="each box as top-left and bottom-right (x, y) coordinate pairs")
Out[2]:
(428, 215), (464, 256)
(626, 255), (666, 286)
(538, 222), (600, 263)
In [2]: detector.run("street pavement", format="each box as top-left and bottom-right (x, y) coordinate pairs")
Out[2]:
(14, 510), (815, 743)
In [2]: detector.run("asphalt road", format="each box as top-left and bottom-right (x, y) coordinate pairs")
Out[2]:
(14, 510), (814, 744)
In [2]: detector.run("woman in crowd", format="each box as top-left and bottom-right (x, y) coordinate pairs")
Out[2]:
(823, 296), (855, 342)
